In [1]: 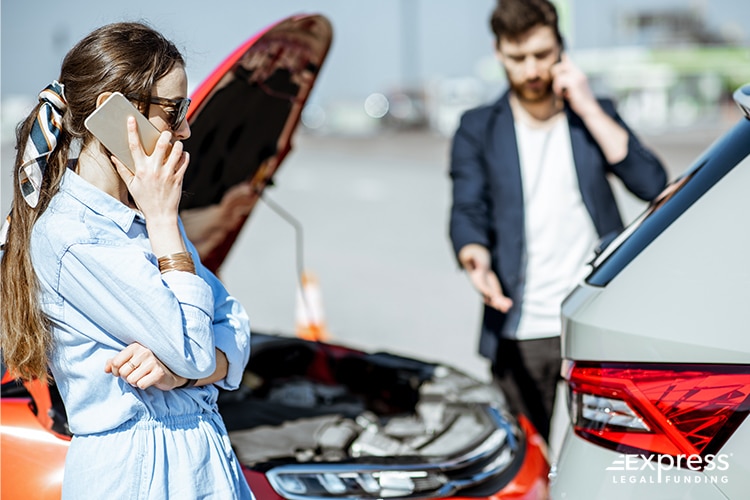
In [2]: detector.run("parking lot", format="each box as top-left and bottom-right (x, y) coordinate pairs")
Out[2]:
(0, 117), (736, 461)
(0, 121), (733, 378)
(202, 123), (727, 373)
(198, 122), (735, 460)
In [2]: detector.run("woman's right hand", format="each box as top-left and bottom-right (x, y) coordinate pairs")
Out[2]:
(105, 343), (230, 390)
(112, 116), (191, 257)
(105, 342), (188, 391)
(112, 116), (189, 223)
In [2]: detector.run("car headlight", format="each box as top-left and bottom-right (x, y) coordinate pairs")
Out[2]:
(267, 467), (449, 498)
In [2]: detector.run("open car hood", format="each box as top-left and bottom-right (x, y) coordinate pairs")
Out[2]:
(179, 13), (332, 273)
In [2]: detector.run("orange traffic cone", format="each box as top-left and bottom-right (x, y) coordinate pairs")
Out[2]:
(295, 271), (330, 341)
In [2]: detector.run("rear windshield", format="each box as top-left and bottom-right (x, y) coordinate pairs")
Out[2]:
(586, 118), (750, 286)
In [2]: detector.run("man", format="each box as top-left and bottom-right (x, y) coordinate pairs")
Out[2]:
(448, 0), (667, 441)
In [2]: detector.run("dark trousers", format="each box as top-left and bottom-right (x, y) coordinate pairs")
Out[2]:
(492, 336), (561, 442)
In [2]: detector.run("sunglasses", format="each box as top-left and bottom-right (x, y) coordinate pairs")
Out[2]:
(126, 94), (191, 130)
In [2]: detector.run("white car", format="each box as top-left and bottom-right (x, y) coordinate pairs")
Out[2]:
(550, 84), (750, 499)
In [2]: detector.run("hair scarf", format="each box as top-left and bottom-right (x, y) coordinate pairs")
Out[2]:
(20, 80), (68, 208)
(0, 81), (67, 250)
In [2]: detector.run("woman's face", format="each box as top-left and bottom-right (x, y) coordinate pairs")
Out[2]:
(148, 65), (191, 140)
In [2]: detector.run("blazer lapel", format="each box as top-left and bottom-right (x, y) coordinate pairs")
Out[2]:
(566, 109), (600, 232)
(485, 93), (525, 293)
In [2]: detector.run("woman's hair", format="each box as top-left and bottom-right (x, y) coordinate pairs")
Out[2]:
(1, 22), (185, 381)
(490, 0), (563, 48)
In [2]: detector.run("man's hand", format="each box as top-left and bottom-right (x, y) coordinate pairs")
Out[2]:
(458, 243), (514, 313)
(550, 53), (598, 118)
(105, 342), (187, 391)
(550, 53), (628, 164)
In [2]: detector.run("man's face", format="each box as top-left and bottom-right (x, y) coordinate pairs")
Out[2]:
(497, 25), (561, 104)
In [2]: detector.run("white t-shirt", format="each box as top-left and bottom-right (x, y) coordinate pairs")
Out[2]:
(512, 115), (599, 340)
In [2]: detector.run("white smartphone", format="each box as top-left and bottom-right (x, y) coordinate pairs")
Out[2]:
(84, 92), (162, 173)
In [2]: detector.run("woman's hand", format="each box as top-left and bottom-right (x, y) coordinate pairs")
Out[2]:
(112, 117), (189, 221)
(112, 116), (191, 257)
(105, 342), (187, 390)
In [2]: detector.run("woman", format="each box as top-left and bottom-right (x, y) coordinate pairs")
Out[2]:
(0, 22), (254, 499)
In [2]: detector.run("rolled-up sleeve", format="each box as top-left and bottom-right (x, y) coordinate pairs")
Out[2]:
(209, 284), (251, 390)
(58, 242), (217, 380)
(187, 236), (251, 390)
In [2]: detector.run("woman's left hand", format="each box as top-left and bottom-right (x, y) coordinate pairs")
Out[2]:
(105, 342), (187, 390)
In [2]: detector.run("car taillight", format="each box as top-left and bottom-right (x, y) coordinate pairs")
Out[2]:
(565, 361), (750, 468)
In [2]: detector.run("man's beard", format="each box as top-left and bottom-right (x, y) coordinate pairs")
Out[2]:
(509, 77), (553, 104)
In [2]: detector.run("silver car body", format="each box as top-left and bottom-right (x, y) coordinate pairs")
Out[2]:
(550, 86), (750, 499)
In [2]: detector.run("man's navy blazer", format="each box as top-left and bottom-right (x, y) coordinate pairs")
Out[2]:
(449, 91), (667, 363)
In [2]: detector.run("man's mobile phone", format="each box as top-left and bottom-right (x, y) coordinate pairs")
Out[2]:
(84, 92), (162, 173)
(554, 50), (567, 104)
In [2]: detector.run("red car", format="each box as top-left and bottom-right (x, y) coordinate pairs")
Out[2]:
(0, 14), (549, 500)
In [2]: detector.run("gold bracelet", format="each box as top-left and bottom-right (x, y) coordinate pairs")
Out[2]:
(157, 251), (196, 274)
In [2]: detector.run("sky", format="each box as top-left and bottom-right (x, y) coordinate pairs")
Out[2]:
(3, 0), (748, 107)
(1, 0), (497, 106)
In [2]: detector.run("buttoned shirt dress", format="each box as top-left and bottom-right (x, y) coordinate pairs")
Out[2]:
(30, 169), (254, 499)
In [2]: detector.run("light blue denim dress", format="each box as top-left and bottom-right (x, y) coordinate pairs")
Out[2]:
(31, 170), (254, 499)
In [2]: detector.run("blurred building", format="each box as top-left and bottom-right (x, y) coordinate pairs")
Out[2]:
(410, 1), (750, 137)
(576, 6), (750, 133)
(3, 1), (748, 139)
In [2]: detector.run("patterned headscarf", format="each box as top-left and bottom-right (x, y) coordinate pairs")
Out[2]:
(18, 80), (67, 208)
(0, 81), (67, 250)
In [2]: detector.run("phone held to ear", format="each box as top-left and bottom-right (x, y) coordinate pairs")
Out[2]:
(84, 92), (162, 173)
(554, 50), (567, 105)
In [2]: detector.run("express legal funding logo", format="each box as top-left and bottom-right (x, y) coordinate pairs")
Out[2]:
(605, 453), (731, 485)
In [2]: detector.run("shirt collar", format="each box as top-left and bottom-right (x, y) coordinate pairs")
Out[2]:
(59, 169), (140, 232)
